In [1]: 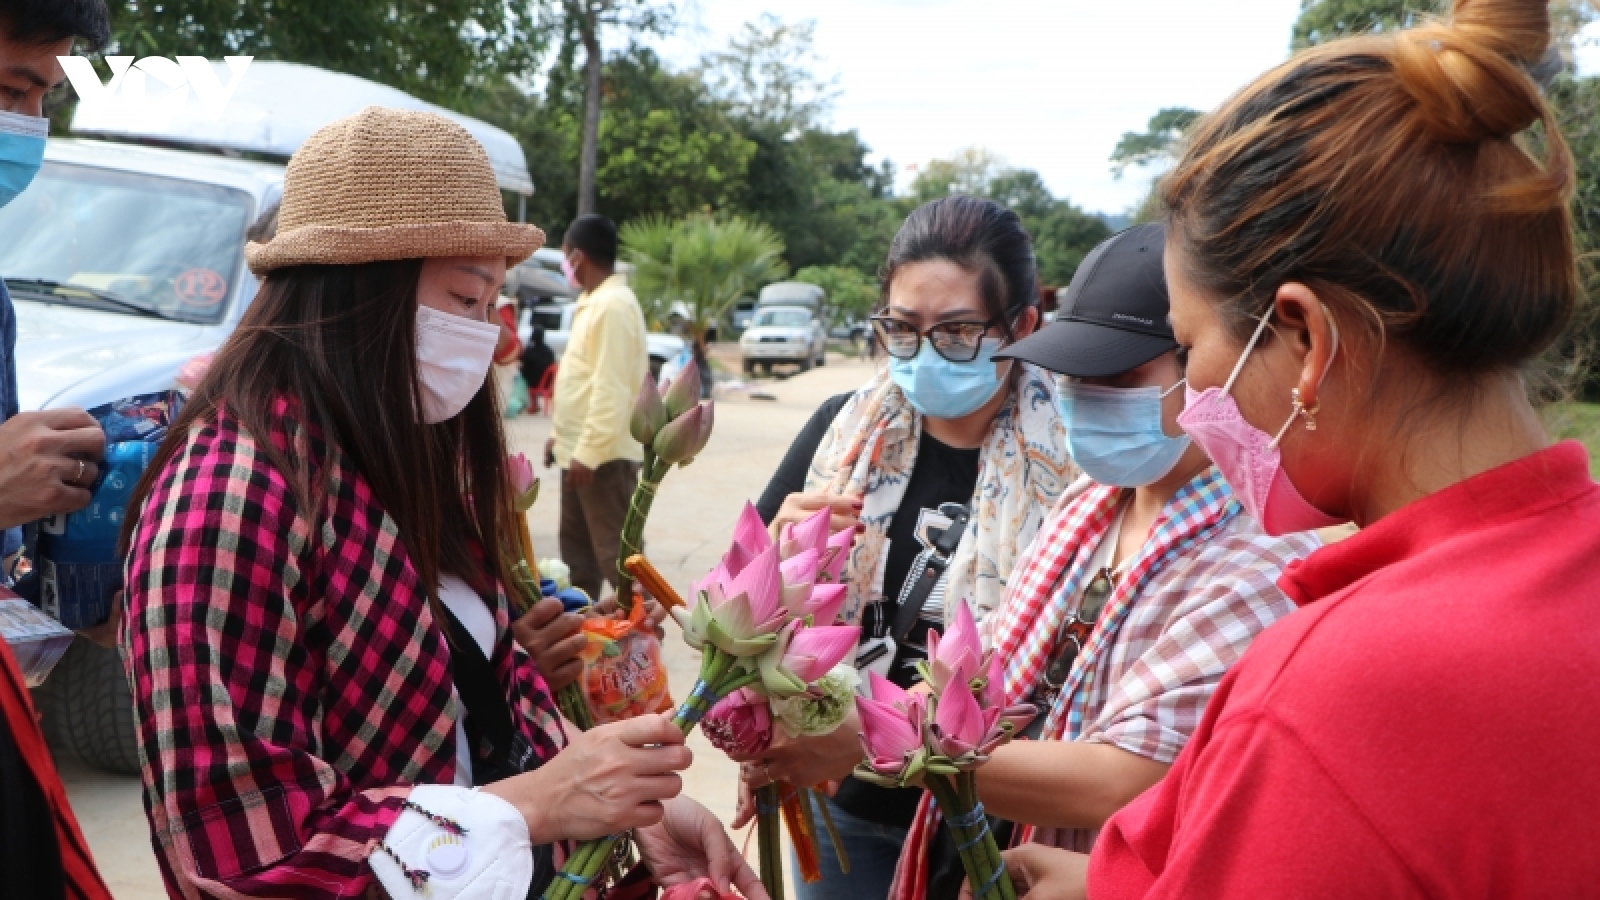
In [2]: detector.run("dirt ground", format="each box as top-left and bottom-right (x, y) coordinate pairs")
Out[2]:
(58, 354), (880, 899)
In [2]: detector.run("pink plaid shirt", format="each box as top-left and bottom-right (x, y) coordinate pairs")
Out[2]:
(892, 469), (1320, 900)
(987, 469), (1318, 851)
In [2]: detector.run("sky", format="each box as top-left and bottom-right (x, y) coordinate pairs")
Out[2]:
(649, 0), (1600, 217)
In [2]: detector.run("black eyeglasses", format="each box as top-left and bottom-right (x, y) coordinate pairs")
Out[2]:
(870, 313), (1012, 363)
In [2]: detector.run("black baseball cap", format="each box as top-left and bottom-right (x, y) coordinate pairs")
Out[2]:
(996, 223), (1176, 378)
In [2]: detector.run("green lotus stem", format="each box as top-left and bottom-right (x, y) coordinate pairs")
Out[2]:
(757, 784), (785, 900)
(811, 788), (850, 875)
(927, 773), (1015, 900)
(615, 452), (667, 608)
(556, 684), (593, 732)
(542, 647), (756, 898)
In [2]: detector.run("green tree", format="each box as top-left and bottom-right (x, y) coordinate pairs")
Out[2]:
(1290, 0), (1600, 396)
(1109, 108), (1202, 178)
(104, 0), (545, 108)
(910, 151), (1112, 287)
(471, 46), (754, 242)
(557, 0), (675, 217)
(622, 215), (790, 351)
(910, 147), (1005, 203)
(1290, 0), (1442, 49)
(697, 15), (899, 275)
(795, 265), (878, 328)
(699, 15), (838, 132)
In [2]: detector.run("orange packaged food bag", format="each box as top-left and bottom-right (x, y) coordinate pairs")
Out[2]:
(579, 602), (674, 724)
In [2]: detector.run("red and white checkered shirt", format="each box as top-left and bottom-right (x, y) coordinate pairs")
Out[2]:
(987, 469), (1319, 851)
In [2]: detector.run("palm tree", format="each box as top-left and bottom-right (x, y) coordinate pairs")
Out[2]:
(621, 214), (789, 353)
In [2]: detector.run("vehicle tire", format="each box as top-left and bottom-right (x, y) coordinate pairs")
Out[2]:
(816, 349), (827, 367)
(759, 362), (771, 377)
(649, 355), (666, 380)
(798, 356), (812, 373)
(743, 359), (755, 376)
(34, 638), (142, 775)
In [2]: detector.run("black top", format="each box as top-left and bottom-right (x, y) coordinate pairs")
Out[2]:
(0, 710), (65, 898)
(758, 393), (981, 829)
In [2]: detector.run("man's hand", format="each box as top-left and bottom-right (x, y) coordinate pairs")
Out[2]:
(512, 597), (586, 692)
(637, 796), (769, 900)
(959, 845), (1089, 900)
(0, 409), (105, 529)
(566, 460), (595, 489)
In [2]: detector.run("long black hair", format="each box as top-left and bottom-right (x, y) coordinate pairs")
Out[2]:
(125, 260), (516, 598)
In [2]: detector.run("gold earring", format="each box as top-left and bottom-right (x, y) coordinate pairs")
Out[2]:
(1292, 388), (1320, 431)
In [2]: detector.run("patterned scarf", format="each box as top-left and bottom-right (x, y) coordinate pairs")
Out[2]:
(890, 467), (1241, 900)
(802, 364), (1073, 629)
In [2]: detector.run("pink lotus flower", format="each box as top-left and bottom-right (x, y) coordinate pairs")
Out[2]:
(631, 373), (669, 447)
(676, 543), (790, 657)
(930, 674), (987, 759)
(758, 621), (861, 697)
(778, 506), (831, 561)
(821, 525), (855, 583)
(662, 359), (701, 419)
(926, 599), (983, 694)
(700, 687), (772, 759)
(724, 501), (773, 578)
(856, 672), (925, 780)
(804, 583), (848, 627)
(508, 453), (539, 512)
(654, 403), (713, 464)
(777, 506), (856, 585)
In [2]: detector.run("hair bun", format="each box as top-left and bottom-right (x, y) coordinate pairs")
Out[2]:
(1392, 0), (1551, 144)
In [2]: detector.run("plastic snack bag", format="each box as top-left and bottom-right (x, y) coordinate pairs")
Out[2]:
(579, 602), (673, 724)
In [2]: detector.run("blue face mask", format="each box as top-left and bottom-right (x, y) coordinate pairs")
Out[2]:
(1057, 379), (1190, 487)
(889, 338), (1006, 420)
(0, 109), (47, 208)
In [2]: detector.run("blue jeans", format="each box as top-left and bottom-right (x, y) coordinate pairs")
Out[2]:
(792, 795), (909, 900)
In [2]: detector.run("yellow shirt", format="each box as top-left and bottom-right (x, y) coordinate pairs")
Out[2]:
(552, 274), (648, 469)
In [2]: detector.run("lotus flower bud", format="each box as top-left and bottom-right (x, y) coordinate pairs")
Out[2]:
(679, 402), (715, 466)
(653, 403), (705, 464)
(632, 373), (669, 447)
(508, 453), (538, 512)
(662, 361), (701, 419)
(700, 687), (773, 758)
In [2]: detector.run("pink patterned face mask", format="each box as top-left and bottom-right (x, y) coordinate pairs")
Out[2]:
(560, 252), (580, 290)
(1176, 310), (1342, 536)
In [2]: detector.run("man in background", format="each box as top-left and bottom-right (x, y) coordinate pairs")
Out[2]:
(545, 215), (648, 602)
(0, 3), (115, 898)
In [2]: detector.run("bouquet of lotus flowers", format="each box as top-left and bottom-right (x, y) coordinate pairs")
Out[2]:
(542, 502), (858, 900)
(854, 602), (1036, 900)
(504, 454), (596, 730)
(694, 503), (859, 899)
(616, 365), (714, 606)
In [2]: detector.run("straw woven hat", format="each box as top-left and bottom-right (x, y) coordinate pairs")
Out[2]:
(246, 106), (544, 274)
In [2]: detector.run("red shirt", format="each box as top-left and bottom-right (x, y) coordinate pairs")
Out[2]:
(0, 633), (113, 900)
(1089, 442), (1600, 897)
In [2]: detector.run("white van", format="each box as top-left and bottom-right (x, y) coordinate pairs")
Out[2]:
(10, 63), (536, 774)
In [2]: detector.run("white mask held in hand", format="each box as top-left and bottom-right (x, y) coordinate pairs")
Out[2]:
(415, 305), (500, 423)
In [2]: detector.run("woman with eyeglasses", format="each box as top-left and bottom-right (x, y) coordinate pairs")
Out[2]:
(885, 225), (1318, 900)
(731, 195), (1075, 900)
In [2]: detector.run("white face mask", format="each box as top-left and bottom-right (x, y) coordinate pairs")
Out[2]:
(415, 305), (500, 424)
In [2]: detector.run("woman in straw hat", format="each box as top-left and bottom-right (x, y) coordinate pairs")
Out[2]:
(120, 107), (764, 900)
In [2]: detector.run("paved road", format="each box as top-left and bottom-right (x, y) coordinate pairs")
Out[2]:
(59, 356), (877, 898)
